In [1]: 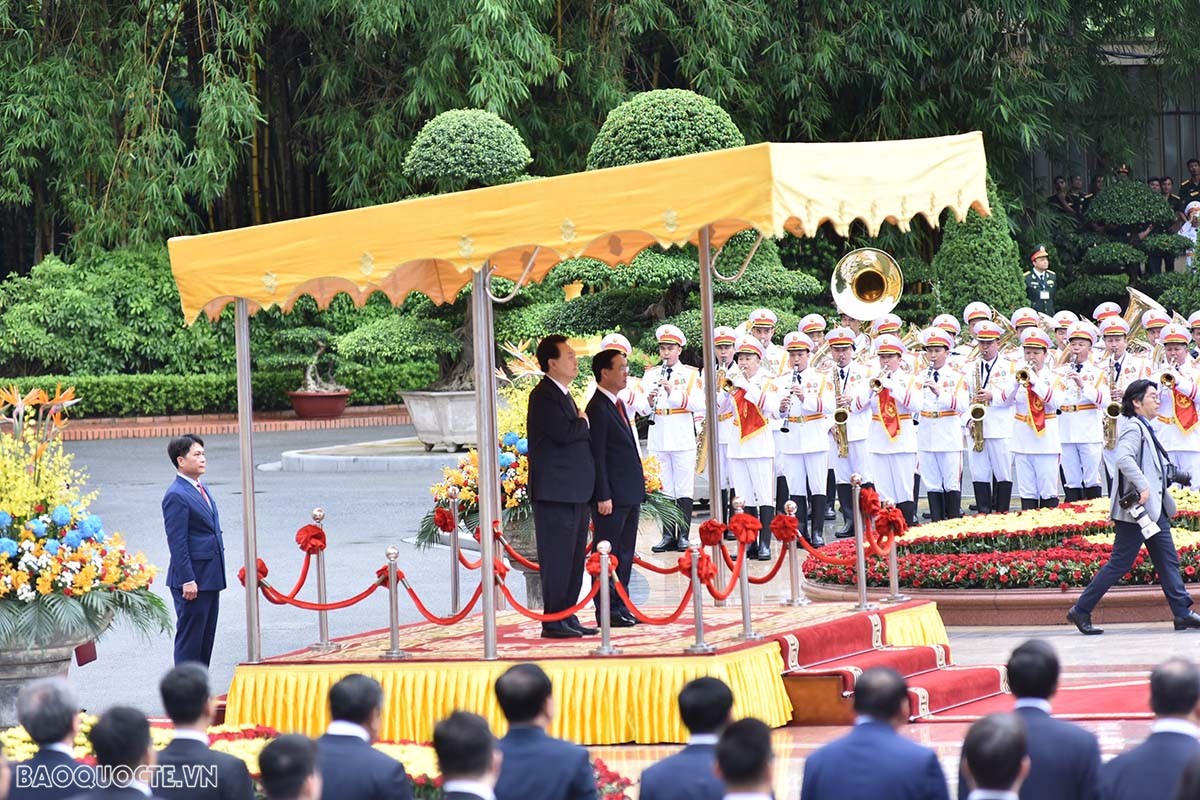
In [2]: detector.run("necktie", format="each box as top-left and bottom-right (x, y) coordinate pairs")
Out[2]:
(617, 398), (628, 420)
(664, 366), (673, 381)
(932, 370), (940, 383)
(1074, 364), (1082, 373)
(839, 368), (846, 384)
(197, 483), (211, 509)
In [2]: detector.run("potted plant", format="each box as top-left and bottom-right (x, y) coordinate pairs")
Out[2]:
(0, 386), (171, 725)
(259, 326), (352, 420)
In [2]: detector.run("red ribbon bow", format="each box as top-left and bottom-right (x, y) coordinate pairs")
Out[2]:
(433, 507), (455, 533)
(237, 559), (269, 585)
(770, 514), (800, 543)
(698, 519), (727, 547)
(295, 524), (327, 554)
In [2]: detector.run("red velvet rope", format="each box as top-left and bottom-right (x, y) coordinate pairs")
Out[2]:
(237, 559), (269, 585)
(795, 531), (856, 566)
(433, 507), (455, 533)
(295, 524), (327, 554)
(703, 544), (745, 601)
(283, 553), (312, 599)
(458, 549), (482, 570)
(747, 546), (790, 585)
(259, 574), (385, 611)
(498, 534), (540, 572)
(496, 580), (601, 622)
(612, 580), (694, 625)
(632, 554), (685, 575)
(698, 519), (727, 547)
(404, 582), (484, 626)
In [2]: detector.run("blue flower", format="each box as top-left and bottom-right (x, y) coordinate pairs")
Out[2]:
(27, 519), (46, 538)
(92, 528), (106, 544)
(51, 505), (72, 527)
(64, 530), (84, 549)
(81, 515), (103, 538)
(0, 538), (17, 558)
(499, 452), (516, 468)
(501, 431), (519, 447)
(0, 511), (11, 530)
(43, 540), (60, 556)
(516, 438), (528, 455)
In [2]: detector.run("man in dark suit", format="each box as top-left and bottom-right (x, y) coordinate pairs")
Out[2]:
(433, 712), (501, 800)
(315, 675), (412, 800)
(586, 348), (645, 628)
(163, 434), (226, 666)
(259, 735), (321, 800)
(1102, 658), (1200, 800)
(958, 640), (1099, 800)
(9, 677), (91, 800)
(640, 677), (731, 800)
(155, 663), (255, 800)
(801, 667), (950, 800)
(527, 335), (598, 639)
(69, 706), (161, 799)
(715, 718), (773, 800)
(494, 664), (596, 800)
(960, 714), (1029, 800)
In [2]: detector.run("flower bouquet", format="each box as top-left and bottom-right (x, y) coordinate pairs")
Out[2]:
(0, 386), (170, 648)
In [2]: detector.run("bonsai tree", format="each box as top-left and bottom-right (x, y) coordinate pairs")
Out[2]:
(258, 326), (346, 393)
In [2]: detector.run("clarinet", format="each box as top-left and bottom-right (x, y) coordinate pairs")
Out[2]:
(780, 368), (801, 433)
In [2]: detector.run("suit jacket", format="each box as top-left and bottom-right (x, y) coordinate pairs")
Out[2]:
(638, 743), (722, 800)
(315, 733), (412, 800)
(163, 475), (227, 591)
(1101, 729), (1200, 800)
(955, 706), (1100, 800)
(800, 720), (950, 800)
(586, 390), (644, 507)
(11, 748), (93, 800)
(527, 377), (595, 504)
(154, 737), (255, 800)
(1111, 416), (1176, 525)
(66, 787), (163, 800)
(495, 726), (597, 800)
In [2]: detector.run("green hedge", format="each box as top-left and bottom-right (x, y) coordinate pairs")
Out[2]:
(7, 362), (437, 417)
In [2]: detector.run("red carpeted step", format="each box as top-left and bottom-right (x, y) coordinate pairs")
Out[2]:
(786, 612), (882, 667)
(799, 645), (952, 692)
(905, 666), (1008, 719)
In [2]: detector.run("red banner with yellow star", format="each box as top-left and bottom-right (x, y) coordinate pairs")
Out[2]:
(878, 388), (901, 440)
(733, 387), (769, 442)
(1026, 385), (1047, 433)
(1174, 389), (1198, 433)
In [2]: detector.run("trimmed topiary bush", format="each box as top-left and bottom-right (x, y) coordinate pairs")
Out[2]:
(336, 315), (461, 367)
(1056, 274), (1129, 314)
(1084, 179), (1175, 229)
(1082, 242), (1145, 274)
(402, 109), (532, 193)
(1145, 233), (1193, 257)
(586, 89), (745, 170)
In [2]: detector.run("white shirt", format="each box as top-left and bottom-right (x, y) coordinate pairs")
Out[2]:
(171, 728), (210, 744)
(442, 780), (496, 800)
(549, 376), (572, 396)
(688, 733), (720, 745)
(596, 386), (619, 405)
(45, 742), (75, 756)
(326, 720), (371, 741)
(723, 794), (772, 800)
(129, 779), (153, 797)
(1151, 717), (1200, 737)
(1013, 698), (1052, 714)
(966, 791), (1018, 800)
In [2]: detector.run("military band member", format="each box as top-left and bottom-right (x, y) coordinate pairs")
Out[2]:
(826, 326), (873, 538)
(966, 321), (1016, 515)
(778, 332), (833, 547)
(1153, 325), (1200, 481)
(1057, 323), (1107, 501)
(866, 335), (923, 523)
(1099, 318), (1150, 491)
(839, 311), (872, 353)
(916, 328), (968, 521)
(799, 314), (827, 349)
(711, 326), (740, 523)
(1143, 310), (1171, 362)
(636, 324), (703, 553)
(747, 307), (791, 511)
(1002, 328), (1063, 509)
(963, 302), (992, 334)
(722, 337), (784, 560)
(1092, 302), (1121, 328)
(1024, 245), (1057, 315)
(932, 314), (968, 372)
(1188, 311), (1200, 357)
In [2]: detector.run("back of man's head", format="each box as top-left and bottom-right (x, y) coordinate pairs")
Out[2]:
(89, 707), (152, 772)
(962, 713), (1028, 792)
(495, 663), (553, 725)
(259, 734), (320, 800)
(16, 677), (78, 746)
(328, 674), (383, 726)
(678, 677), (734, 735)
(1006, 640), (1060, 700)
(1151, 658), (1200, 718)
(715, 718), (773, 792)
(160, 662), (211, 726)
(852, 668), (909, 723)
(434, 712), (496, 783)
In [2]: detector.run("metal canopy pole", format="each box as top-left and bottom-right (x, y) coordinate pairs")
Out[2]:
(697, 226), (728, 605)
(471, 269), (499, 660)
(234, 299), (262, 663)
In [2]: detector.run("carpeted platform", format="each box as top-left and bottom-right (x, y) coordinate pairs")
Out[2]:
(917, 677), (1151, 722)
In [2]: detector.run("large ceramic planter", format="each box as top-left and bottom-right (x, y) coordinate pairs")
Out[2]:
(0, 628), (105, 727)
(399, 391), (477, 452)
(289, 390), (351, 420)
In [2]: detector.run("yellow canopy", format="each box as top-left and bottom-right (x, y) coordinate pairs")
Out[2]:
(167, 132), (989, 322)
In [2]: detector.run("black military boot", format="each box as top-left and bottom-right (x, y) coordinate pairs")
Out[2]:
(994, 481), (1014, 514)
(1020, 498), (1037, 511)
(1040, 497), (1059, 509)
(809, 494), (827, 547)
(927, 492), (945, 522)
(757, 505), (775, 560)
(775, 476), (789, 513)
(1084, 485), (1104, 500)
(897, 501), (917, 532)
(972, 482), (992, 515)
(1063, 487), (1082, 502)
(945, 490), (963, 519)
(835, 483), (855, 538)
(790, 495), (809, 543)
(825, 470), (837, 519)
(675, 497), (694, 550)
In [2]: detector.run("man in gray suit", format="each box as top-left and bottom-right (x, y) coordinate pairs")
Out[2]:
(1069, 378), (1200, 634)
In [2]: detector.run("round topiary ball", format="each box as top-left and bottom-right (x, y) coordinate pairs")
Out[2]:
(586, 89), (745, 171)
(402, 109), (532, 194)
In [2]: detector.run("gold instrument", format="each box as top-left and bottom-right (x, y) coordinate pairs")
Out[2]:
(1123, 287), (1186, 354)
(1160, 370), (1177, 388)
(830, 248), (904, 322)
(695, 418), (708, 474)
(832, 368), (850, 459)
(1103, 402), (1121, 450)
(969, 364), (987, 452)
(1015, 363), (1033, 386)
(809, 341), (833, 371)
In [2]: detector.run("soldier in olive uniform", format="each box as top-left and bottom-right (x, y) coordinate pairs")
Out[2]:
(1024, 245), (1056, 315)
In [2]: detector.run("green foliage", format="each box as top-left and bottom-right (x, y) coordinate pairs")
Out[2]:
(586, 89), (745, 170)
(1159, 273), (1200, 316)
(1082, 242), (1145, 273)
(1084, 180), (1176, 228)
(541, 289), (662, 338)
(1056, 274), (1129, 314)
(401, 109), (532, 193)
(336, 316), (461, 367)
(493, 304), (559, 344)
(1145, 233), (1194, 257)
(0, 589), (171, 650)
(1139, 272), (1189, 301)
(928, 178), (1025, 316)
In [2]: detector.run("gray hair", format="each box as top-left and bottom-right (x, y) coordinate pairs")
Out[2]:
(17, 677), (79, 745)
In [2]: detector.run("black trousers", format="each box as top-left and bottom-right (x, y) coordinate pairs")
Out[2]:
(172, 587), (220, 666)
(532, 500), (591, 615)
(1075, 516), (1193, 617)
(591, 502), (641, 613)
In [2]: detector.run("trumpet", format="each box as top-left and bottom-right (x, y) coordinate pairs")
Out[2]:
(1160, 370), (1177, 388)
(1015, 364), (1033, 386)
(869, 370), (893, 394)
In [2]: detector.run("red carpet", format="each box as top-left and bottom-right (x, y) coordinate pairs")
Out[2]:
(917, 678), (1151, 722)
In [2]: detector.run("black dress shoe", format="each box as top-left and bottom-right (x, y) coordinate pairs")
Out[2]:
(756, 547), (772, 561)
(651, 533), (676, 553)
(618, 609), (639, 625)
(599, 614), (636, 628)
(810, 533), (825, 548)
(834, 528), (855, 539)
(724, 530), (736, 540)
(541, 623), (582, 639)
(566, 616), (598, 636)
(1174, 611), (1200, 630)
(1067, 608), (1103, 636)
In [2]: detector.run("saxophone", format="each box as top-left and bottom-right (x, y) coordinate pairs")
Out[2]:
(969, 364), (987, 452)
(696, 366), (726, 474)
(832, 364), (850, 459)
(1103, 354), (1120, 451)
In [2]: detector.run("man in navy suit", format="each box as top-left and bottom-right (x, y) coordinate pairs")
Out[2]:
(586, 348), (645, 628)
(527, 336), (598, 639)
(960, 714), (1029, 800)
(259, 735), (322, 800)
(958, 640), (1099, 800)
(640, 677), (731, 800)
(494, 664), (596, 800)
(9, 677), (91, 800)
(315, 675), (412, 800)
(801, 667), (950, 800)
(1102, 658), (1200, 800)
(715, 718), (774, 800)
(433, 712), (501, 800)
(163, 434), (226, 666)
